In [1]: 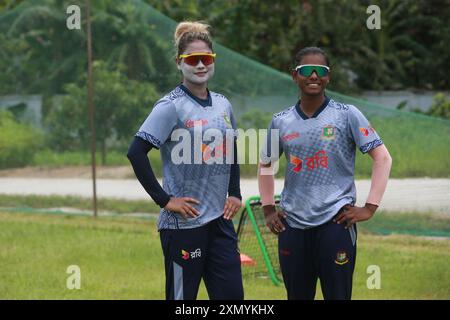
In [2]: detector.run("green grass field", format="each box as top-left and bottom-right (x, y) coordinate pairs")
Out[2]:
(0, 194), (161, 215)
(1, 210), (449, 299)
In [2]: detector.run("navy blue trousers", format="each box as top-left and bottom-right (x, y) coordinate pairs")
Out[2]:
(278, 215), (357, 300)
(159, 216), (244, 300)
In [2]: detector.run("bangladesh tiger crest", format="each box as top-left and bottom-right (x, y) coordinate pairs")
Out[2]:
(335, 251), (349, 265)
(322, 125), (335, 140)
(223, 114), (232, 128)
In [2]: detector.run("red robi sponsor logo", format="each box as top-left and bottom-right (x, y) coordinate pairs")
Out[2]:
(282, 132), (300, 142)
(359, 127), (369, 137)
(185, 119), (208, 128)
(290, 150), (329, 173)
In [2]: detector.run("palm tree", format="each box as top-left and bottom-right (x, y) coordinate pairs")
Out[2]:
(0, 0), (86, 94)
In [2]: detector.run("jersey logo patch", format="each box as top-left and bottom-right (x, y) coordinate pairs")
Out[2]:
(359, 127), (369, 137)
(222, 113), (232, 128)
(181, 248), (202, 260)
(274, 106), (294, 119)
(290, 155), (303, 172)
(282, 132), (300, 142)
(202, 140), (229, 162)
(335, 251), (349, 265)
(185, 119), (208, 128)
(181, 250), (190, 260)
(322, 125), (336, 140)
(290, 150), (329, 172)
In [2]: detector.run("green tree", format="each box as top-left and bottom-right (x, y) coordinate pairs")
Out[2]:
(0, 110), (44, 169)
(0, 33), (28, 94)
(1, 0), (173, 94)
(146, 0), (449, 92)
(427, 93), (450, 120)
(238, 108), (273, 130)
(46, 61), (159, 164)
(0, 0), (25, 12)
(1, 0), (86, 94)
(93, 1), (176, 91)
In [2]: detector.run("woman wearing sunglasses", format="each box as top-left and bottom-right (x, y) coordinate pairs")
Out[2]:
(258, 47), (392, 300)
(127, 21), (243, 300)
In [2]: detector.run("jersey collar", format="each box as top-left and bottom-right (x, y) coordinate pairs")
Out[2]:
(179, 84), (212, 107)
(295, 96), (330, 120)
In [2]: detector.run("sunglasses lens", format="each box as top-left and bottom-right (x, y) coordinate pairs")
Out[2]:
(298, 66), (328, 77)
(183, 55), (215, 66)
(183, 56), (200, 66)
(201, 55), (214, 65)
(298, 66), (312, 76)
(315, 66), (328, 77)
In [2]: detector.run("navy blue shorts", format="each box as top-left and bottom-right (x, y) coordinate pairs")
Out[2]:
(278, 211), (357, 300)
(159, 216), (244, 300)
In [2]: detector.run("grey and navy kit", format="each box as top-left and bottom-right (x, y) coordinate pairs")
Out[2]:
(127, 84), (243, 300)
(261, 97), (383, 229)
(261, 97), (383, 299)
(133, 84), (240, 230)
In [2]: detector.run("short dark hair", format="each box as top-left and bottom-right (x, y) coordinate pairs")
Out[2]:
(294, 47), (330, 67)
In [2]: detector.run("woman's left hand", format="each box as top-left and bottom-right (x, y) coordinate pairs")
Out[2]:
(334, 204), (377, 228)
(223, 196), (242, 220)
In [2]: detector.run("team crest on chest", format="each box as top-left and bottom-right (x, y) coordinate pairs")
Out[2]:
(322, 125), (336, 141)
(222, 113), (232, 128)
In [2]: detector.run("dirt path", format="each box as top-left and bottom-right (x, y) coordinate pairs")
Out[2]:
(0, 176), (448, 213)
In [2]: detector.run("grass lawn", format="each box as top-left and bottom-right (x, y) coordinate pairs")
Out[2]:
(0, 194), (161, 215)
(0, 210), (448, 299)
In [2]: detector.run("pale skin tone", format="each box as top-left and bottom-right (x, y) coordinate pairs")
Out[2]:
(260, 53), (392, 234)
(164, 39), (241, 220)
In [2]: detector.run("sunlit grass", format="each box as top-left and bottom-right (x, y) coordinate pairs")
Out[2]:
(0, 210), (448, 299)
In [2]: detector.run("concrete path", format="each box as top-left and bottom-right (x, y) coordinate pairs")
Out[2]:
(0, 178), (448, 213)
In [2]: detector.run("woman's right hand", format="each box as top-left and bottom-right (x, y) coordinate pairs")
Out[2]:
(263, 205), (287, 235)
(164, 197), (200, 219)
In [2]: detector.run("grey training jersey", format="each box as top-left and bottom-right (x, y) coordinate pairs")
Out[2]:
(261, 97), (383, 229)
(136, 85), (237, 230)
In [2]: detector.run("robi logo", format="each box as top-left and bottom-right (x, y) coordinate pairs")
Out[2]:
(290, 155), (303, 173)
(359, 127), (369, 137)
(181, 250), (190, 260)
(202, 141), (228, 162)
(290, 150), (329, 173)
(181, 248), (202, 260)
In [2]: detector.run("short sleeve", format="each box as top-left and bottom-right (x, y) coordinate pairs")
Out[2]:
(229, 109), (238, 131)
(135, 99), (177, 149)
(347, 105), (383, 154)
(260, 118), (283, 164)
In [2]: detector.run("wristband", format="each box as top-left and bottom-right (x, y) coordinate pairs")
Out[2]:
(364, 202), (379, 214)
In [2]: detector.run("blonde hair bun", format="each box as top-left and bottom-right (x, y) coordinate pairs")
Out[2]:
(174, 21), (211, 48)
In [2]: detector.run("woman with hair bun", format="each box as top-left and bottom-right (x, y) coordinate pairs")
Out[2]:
(127, 21), (243, 300)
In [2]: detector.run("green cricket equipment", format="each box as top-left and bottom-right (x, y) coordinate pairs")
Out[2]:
(237, 196), (282, 286)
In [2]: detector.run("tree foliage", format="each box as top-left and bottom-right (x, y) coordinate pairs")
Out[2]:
(0, 110), (44, 169)
(427, 93), (450, 120)
(147, 0), (450, 92)
(46, 61), (159, 164)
